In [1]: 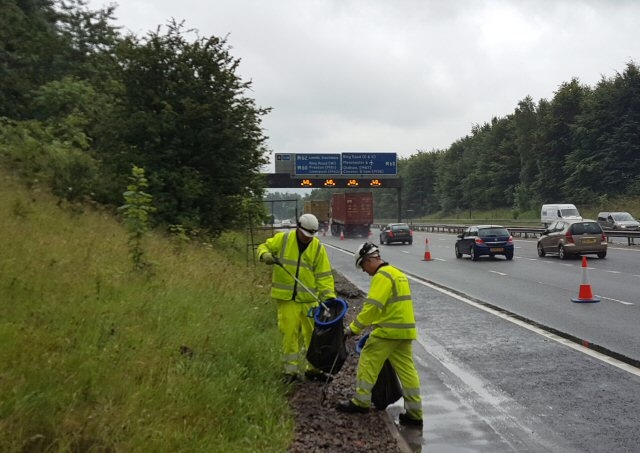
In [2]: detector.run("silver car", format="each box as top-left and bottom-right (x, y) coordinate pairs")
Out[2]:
(537, 220), (607, 260)
(597, 211), (640, 230)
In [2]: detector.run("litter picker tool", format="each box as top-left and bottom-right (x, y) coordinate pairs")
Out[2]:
(320, 351), (341, 404)
(273, 255), (331, 316)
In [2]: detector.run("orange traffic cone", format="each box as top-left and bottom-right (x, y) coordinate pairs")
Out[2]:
(571, 257), (600, 303)
(422, 237), (432, 261)
(340, 230), (345, 240)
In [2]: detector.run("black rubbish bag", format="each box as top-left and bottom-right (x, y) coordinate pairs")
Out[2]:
(356, 333), (403, 410)
(306, 298), (349, 375)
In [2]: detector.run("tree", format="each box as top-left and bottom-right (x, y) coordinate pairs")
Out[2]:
(566, 63), (640, 200)
(402, 150), (441, 216)
(0, 0), (120, 119)
(532, 79), (589, 203)
(108, 21), (271, 234)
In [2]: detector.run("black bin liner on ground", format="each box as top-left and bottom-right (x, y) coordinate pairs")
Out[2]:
(306, 298), (349, 375)
(356, 333), (403, 410)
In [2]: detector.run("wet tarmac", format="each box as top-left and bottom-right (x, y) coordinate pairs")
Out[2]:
(331, 249), (640, 453)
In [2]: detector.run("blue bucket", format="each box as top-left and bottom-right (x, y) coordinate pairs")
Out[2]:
(355, 333), (370, 355)
(313, 297), (348, 327)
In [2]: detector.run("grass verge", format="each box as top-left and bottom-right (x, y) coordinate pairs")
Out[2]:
(0, 172), (292, 452)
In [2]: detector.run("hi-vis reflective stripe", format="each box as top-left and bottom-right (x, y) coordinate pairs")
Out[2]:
(354, 393), (372, 405)
(316, 270), (332, 278)
(388, 295), (411, 305)
(273, 282), (295, 291)
(280, 258), (312, 270)
(281, 231), (291, 257)
(364, 297), (384, 309)
(404, 400), (422, 410)
(378, 270), (398, 296)
(376, 322), (416, 329)
(403, 387), (421, 398)
(356, 379), (374, 391)
(273, 282), (315, 295)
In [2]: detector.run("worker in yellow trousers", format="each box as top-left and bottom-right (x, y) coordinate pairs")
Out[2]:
(257, 214), (336, 383)
(337, 242), (423, 427)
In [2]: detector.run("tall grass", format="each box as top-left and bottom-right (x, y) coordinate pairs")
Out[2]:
(0, 172), (292, 452)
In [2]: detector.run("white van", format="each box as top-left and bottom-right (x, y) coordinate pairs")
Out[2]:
(541, 204), (582, 227)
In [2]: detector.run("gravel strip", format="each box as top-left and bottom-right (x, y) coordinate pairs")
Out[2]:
(287, 272), (402, 453)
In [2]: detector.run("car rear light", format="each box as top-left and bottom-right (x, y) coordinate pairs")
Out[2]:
(507, 236), (513, 243)
(601, 233), (607, 242)
(565, 231), (574, 243)
(409, 230), (413, 236)
(388, 231), (394, 237)
(475, 238), (485, 245)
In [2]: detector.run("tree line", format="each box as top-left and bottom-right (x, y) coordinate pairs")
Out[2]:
(401, 63), (640, 218)
(0, 0), (269, 235)
(305, 63), (640, 220)
(3, 1), (639, 232)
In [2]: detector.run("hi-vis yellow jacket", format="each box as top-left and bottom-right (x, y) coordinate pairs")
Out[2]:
(349, 263), (417, 340)
(257, 231), (335, 304)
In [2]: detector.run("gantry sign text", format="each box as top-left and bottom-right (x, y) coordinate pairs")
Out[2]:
(269, 152), (399, 188)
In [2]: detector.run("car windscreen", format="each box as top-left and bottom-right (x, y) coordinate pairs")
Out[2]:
(570, 222), (602, 235)
(478, 228), (510, 237)
(391, 225), (410, 232)
(560, 208), (580, 216)
(612, 212), (634, 221)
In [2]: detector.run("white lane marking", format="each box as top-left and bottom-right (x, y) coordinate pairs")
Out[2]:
(489, 270), (507, 276)
(606, 270), (622, 274)
(406, 274), (640, 378)
(600, 296), (634, 306)
(331, 244), (638, 374)
(433, 257), (446, 261)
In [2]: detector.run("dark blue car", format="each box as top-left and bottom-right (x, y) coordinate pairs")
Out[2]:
(455, 225), (514, 261)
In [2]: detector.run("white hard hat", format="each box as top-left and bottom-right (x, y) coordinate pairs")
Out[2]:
(355, 241), (379, 269)
(298, 213), (319, 237)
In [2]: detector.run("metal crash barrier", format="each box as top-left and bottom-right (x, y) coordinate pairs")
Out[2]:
(372, 223), (640, 245)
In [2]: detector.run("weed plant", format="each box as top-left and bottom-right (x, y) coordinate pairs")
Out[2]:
(0, 172), (292, 452)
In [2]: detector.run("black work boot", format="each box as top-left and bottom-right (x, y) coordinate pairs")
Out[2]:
(336, 400), (369, 414)
(399, 413), (423, 427)
(305, 370), (332, 382)
(281, 373), (299, 385)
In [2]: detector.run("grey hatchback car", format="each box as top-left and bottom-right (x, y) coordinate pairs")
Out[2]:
(379, 223), (413, 245)
(537, 219), (607, 259)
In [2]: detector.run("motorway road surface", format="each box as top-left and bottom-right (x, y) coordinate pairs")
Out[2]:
(319, 232), (640, 452)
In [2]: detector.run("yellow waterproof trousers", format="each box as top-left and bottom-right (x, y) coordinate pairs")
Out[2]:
(275, 299), (317, 376)
(352, 335), (423, 420)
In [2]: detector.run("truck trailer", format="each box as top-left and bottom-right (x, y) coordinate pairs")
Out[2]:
(303, 200), (330, 232)
(330, 192), (373, 238)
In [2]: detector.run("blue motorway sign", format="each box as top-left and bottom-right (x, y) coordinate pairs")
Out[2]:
(295, 153), (341, 175)
(341, 152), (397, 175)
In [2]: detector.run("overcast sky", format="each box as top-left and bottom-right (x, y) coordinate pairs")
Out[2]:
(88, 0), (640, 170)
